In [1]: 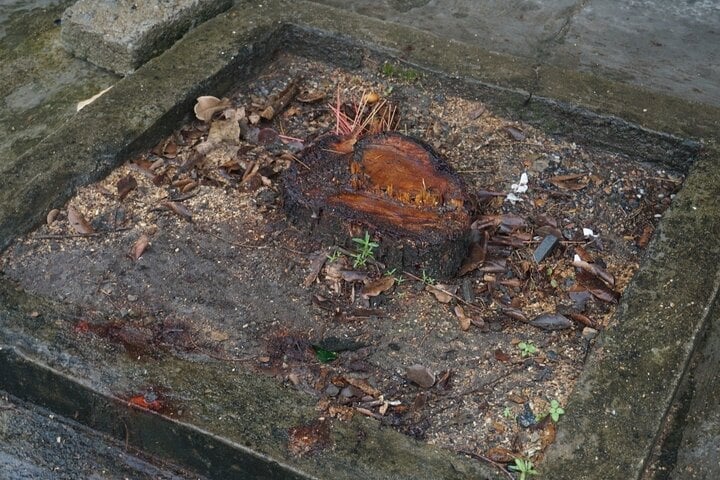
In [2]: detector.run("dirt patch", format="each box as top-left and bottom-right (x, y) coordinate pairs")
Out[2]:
(0, 53), (682, 467)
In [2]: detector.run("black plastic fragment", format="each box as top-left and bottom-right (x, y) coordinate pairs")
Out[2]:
(533, 234), (559, 263)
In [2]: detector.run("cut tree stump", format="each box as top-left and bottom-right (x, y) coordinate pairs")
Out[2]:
(282, 131), (474, 278)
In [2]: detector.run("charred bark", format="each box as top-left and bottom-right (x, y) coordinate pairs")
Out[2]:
(282, 132), (474, 278)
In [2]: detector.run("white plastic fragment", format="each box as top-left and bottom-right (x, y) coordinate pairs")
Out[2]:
(505, 192), (524, 204)
(511, 172), (529, 193)
(582, 227), (599, 238)
(505, 172), (528, 204)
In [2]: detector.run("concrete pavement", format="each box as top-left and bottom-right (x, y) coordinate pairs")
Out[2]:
(311, 0), (720, 107)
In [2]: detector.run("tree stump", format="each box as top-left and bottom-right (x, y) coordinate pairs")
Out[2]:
(282, 131), (474, 278)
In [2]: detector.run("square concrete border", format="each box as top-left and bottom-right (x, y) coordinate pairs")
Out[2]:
(1, 1), (719, 479)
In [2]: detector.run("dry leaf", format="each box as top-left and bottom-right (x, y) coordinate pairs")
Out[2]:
(76, 86), (113, 112)
(426, 284), (456, 303)
(549, 174), (588, 191)
(67, 206), (94, 235)
(576, 270), (621, 303)
(459, 241), (486, 276)
(572, 255), (615, 287)
(303, 251), (328, 287)
(129, 234), (150, 261)
(485, 447), (516, 463)
(569, 312), (595, 328)
(116, 174), (137, 201)
(502, 307), (527, 322)
(454, 305), (471, 331)
(494, 349), (511, 362)
(529, 312), (573, 331)
(468, 104), (486, 120)
(361, 276), (395, 299)
(260, 105), (275, 120)
(637, 224), (654, 248)
(340, 270), (370, 282)
(343, 376), (381, 397)
(297, 91), (325, 103)
(194, 96), (231, 122)
(540, 421), (557, 450)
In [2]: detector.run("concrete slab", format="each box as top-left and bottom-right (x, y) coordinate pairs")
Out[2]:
(61, 0), (232, 75)
(308, 0), (720, 107)
(0, 390), (199, 479)
(307, 0), (580, 60)
(652, 300), (720, 479)
(550, 0), (720, 107)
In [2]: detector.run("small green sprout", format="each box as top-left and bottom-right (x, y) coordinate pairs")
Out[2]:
(326, 248), (342, 263)
(385, 268), (406, 284)
(548, 399), (565, 422)
(536, 399), (565, 423)
(420, 270), (436, 286)
(503, 406), (513, 419)
(509, 458), (538, 480)
(350, 231), (379, 268)
(313, 346), (338, 363)
(518, 341), (537, 357)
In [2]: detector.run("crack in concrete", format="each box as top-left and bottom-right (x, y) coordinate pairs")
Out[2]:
(529, 0), (590, 94)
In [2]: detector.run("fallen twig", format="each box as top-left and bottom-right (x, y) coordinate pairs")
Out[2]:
(456, 450), (514, 480)
(260, 76), (302, 121)
(34, 226), (133, 240)
(402, 271), (485, 312)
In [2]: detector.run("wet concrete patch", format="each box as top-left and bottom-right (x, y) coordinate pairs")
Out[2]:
(0, 1), (717, 479)
(0, 1), (119, 163)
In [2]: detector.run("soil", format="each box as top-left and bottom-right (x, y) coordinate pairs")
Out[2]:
(0, 53), (683, 466)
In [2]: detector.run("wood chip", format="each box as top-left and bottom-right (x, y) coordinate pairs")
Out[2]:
(161, 201), (193, 222)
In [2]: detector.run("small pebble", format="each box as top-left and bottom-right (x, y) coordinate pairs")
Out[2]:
(582, 327), (599, 340)
(405, 364), (436, 389)
(325, 384), (340, 397)
(340, 386), (357, 398)
(127, 294), (138, 302)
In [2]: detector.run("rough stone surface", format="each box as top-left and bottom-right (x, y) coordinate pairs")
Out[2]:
(667, 305), (720, 479)
(61, 0), (232, 74)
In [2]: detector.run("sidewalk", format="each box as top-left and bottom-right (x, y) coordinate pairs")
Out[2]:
(311, 0), (720, 107)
